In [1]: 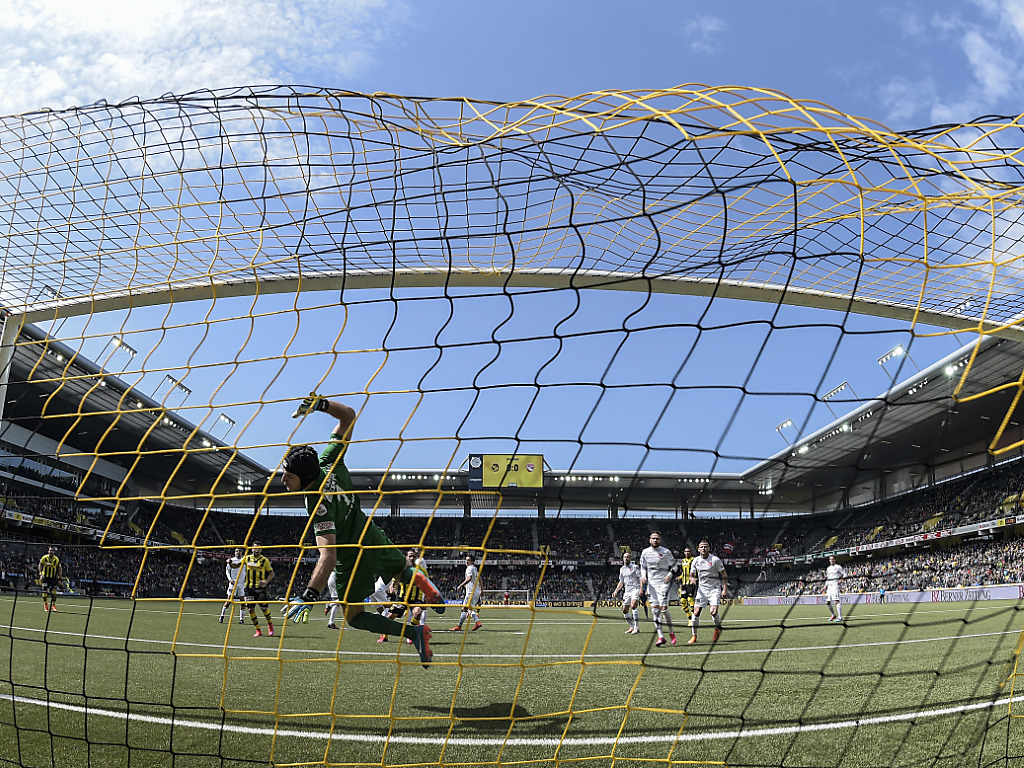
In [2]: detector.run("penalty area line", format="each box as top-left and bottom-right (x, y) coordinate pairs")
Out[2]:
(3, 692), (1021, 748)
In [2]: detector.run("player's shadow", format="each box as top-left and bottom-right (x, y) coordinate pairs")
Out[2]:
(416, 702), (566, 733)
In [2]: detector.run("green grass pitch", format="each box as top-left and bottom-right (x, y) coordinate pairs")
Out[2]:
(2, 594), (1024, 767)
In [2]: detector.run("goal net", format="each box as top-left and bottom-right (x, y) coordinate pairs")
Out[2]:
(2, 84), (1024, 768)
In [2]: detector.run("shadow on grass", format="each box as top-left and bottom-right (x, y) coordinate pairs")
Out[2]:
(415, 702), (569, 733)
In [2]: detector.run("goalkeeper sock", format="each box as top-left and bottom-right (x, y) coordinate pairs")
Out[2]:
(349, 609), (407, 639)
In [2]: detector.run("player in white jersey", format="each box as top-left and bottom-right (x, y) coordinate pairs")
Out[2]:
(824, 555), (847, 622)
(639, 531), (678, 646)
(688, 539), (728, 644)
(219, 548), (247, 624)
(611, 551), (643, 634)
(451, 554), (482, 631)
(324, 570), (341, 629)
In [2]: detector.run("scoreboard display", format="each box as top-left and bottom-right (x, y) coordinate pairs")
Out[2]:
(468, 454), (543, 489)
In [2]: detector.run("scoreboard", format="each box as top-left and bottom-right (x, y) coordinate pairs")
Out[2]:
(468, 454), (544, 489)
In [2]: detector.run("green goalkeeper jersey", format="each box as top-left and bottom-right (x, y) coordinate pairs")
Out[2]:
(305, 432), (405, 600)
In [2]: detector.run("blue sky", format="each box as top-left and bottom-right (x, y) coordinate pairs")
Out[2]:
(4, 2), (1023, 128)
(3, 1), (1019, 495)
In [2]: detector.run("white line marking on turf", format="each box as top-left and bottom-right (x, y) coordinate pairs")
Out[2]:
(0, 619), (1019, 660)
(3, 691), (1021, 746)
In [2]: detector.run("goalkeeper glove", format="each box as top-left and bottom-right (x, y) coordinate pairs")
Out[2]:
(292, 392), (330, 419)
(284, 587), (320, 621)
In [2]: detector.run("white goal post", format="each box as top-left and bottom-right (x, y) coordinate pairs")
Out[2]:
(481, 589), (531, 607)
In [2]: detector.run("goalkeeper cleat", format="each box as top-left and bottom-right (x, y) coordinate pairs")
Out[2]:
(253, 629), (262, 638)
(411, 625), (432, 668)
(712, 628), (721, 643)
(267, 622), (274, 636)
(472, 621), (483, 631)
(413, 571), (446, 615)
(687, 635), (697, 645)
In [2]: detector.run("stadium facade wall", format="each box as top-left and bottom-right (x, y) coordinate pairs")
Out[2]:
(744, 583), (1024, 606)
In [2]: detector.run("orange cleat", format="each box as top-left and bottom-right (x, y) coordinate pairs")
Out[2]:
(687, 635), (697, 645)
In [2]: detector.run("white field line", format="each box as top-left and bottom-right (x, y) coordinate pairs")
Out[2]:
(2, 691), (1021, 747)
(0, 617), (1018, 660)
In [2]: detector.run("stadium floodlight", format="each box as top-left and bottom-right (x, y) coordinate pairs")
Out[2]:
(877, 344), (918, 382)
(36, 284), (60, 301)
(775, 418), (796, 446)
(821, 381), (859, 418)
(157, 374), (192, 408)
(213, 413), (236, 439)
(101, 335), (138, 371)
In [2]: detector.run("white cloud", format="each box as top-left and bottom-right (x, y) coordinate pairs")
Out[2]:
(960, 28), (1013, 100)
(0, 0), (404, 116)
(878, 2), (1024, 125)
(683, 15), (725, 54)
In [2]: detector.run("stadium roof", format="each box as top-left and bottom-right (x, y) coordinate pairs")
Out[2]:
(1, 321), (270, 502)
(3, 318), (1023, 517)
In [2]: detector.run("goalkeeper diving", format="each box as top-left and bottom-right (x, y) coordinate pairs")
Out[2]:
(280, 392), (446, 668)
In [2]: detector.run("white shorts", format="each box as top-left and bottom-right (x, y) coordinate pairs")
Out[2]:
(646, 582), (676, 607)
(826, 585), (840, 603)
(368, 582), (390, 607)
(226, 583), (245, 599)
(622, 587), (640, 605)
(465, 588), (481, 608)
(694, 585), (721, 609)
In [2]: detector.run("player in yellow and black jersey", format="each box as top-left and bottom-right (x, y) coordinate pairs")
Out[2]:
(676, 546), (695, 622)
(38, 547), (63, 612)
(378, 549), (428, 643)
(243, 543), (276, 637)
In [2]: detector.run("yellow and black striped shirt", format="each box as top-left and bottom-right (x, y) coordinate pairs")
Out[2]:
(679, 557), (694, 582)
(39, 555), (61, 579)
(401, 571), (425, 603)
(244, 554), (273, 590)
